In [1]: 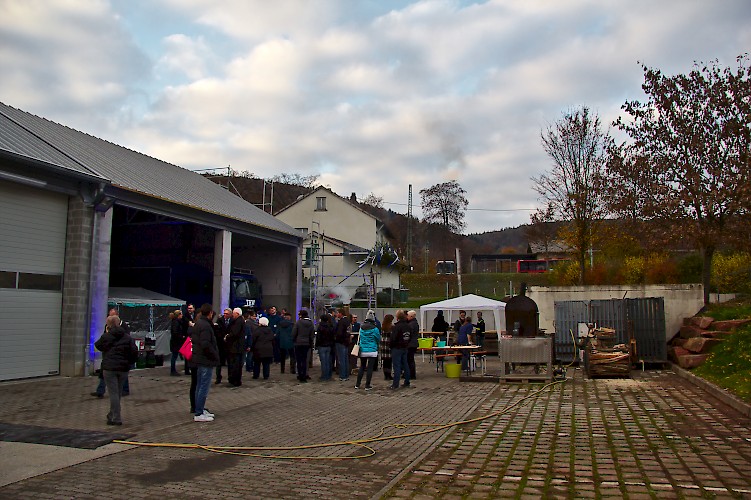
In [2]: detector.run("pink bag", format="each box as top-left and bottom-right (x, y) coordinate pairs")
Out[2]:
(179, 336), (193, 360)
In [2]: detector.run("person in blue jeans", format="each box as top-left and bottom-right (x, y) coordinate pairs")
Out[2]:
(457, 315), (474, 371)
(191, 304), (219, 422)
(315, 313), (335, 381)
(389, 310), (412, 389)
(334, 309), (351, 381)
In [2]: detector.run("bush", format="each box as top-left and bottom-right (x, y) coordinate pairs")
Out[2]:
(622, 255), (645, 284)
(677, 254), (703, 283)
(549, 260), (581, 285)
(712, 252), (751, 294)
(586, 263), (610, 285)
(644, 253), (679, 284)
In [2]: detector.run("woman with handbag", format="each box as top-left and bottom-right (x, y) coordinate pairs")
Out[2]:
(169, 310), (185, 375)
(354, 310), (381, 390)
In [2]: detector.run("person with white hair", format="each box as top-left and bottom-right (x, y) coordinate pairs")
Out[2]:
(224, 307), (246, 386)
(251, 316), (275, 380)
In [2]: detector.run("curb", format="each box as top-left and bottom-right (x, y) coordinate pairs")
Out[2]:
(668, 362), (751, 419)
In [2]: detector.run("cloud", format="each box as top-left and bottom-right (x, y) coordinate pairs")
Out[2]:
(0, 0), (150, 131)
(158, 34), (212, 81)
(2, 0), (750, 234)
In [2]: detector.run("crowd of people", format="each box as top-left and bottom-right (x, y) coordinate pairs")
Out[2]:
(94, 303), (484, 425)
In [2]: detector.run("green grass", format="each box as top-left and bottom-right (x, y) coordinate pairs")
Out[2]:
(401, 273), (550, 300)
(692, 298), (751, 403)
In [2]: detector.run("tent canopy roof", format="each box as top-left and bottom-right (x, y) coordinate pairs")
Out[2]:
(108, 287), (185, 307)
(419, 293), (506, 334)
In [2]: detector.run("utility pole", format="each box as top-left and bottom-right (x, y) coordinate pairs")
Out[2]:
(407, 184), (413, 270)
(456, 247), (463, 296)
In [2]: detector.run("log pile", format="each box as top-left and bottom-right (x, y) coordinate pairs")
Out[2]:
(585, 327), (631, 378)
(668, 316), (751, 369)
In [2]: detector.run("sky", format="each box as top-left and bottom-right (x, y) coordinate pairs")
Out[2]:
(1, 1), (749, 234)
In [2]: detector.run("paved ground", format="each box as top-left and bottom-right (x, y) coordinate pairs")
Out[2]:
(0, 357), (749, 499)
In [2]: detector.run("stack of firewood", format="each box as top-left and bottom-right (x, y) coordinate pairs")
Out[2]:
(585, 327), (631, 378)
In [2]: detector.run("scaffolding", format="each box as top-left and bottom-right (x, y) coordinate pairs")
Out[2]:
(305, 230), (377, 321)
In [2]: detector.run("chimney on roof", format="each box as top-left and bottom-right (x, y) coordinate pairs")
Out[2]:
(350, 192), (357, 203)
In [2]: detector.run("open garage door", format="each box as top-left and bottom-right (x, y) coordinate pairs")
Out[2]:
(0, 181), (67, 380)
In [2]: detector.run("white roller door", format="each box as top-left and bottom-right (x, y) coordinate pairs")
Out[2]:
(0, 180), (67, 380)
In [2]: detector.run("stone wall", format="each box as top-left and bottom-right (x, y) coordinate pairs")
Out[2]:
(527, 284), (705, 343)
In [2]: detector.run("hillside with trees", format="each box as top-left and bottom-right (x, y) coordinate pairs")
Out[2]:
(203, 171), (531, 272)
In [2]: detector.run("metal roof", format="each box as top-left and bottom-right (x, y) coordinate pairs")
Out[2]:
(0, 102), (302, 240)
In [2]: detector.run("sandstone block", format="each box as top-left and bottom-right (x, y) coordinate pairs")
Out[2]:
(669, 345), (690, 363)
(710, 319), (751, 332)
(700, 330), (732, 339)
(676, 353), (708, 369)
(690, 316), (714, 329)
(683, 337), (723, 354)
(679, 325), (703, 339)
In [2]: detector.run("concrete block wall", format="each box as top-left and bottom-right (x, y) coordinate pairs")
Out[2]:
(59, 196), (94, 377)
(528, 284), (705, 343)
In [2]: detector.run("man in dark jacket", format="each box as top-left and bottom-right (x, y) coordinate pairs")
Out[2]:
(407, 310), (420, 380)
(277, 312), (296, 374)
(214, 308), (231, 384)
(334, 309), (351, 381)
(453, 310), (467, 337)
(225, 307), (245, 387)
(192, 304), (219, 422)
(95, 315), (138, 426)
(292, 309), (315, 382)
(389, 310), (412, 389)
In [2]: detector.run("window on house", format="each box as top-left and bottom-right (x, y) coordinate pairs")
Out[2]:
(315, 196), (327, 211)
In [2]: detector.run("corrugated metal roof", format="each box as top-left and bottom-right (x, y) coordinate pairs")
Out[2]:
(0, 102), (302, 239)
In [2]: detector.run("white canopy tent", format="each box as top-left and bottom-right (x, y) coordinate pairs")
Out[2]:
(419, 294), (507, 341)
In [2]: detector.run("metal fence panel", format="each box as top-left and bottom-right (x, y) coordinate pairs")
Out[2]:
(553, 297), (666, 364)
(554, 301), (589, 363)
(627, 297), (666, 362)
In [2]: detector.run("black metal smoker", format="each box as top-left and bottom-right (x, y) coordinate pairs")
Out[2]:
(504, 282), (539, 337)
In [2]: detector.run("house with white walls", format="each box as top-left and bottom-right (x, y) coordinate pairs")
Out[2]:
(275, 186), (402, 306)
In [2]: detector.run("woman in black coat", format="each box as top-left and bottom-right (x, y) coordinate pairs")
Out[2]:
(252, 316), (275, 380)
(169, 310), (185, 375)
(95, 315), (138, 426)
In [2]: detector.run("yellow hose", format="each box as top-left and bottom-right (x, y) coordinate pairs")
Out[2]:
(114, 379), (567, 460)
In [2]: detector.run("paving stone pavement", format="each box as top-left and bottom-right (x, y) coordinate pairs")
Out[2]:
(0, 359), (749, 499)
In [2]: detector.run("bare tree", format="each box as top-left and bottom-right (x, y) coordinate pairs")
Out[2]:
(525, 204), (557, 255)
(612, 56), (751, 303)
(419, 180), (468, 234)
(533, 106), (611, 284)
(361, 192), (384, 209)
(271, 173), (320, 188)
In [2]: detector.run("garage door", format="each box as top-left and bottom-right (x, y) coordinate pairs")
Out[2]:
(0, 180), (67, 380)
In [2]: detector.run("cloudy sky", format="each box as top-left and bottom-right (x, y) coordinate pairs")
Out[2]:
(1, 1), (749, 233)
